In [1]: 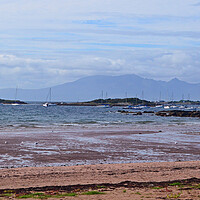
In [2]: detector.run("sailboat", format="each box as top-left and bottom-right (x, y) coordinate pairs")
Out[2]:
(96, 91), (111, 108)
(43, 88), (56, 107)
(11, 87), (20, 106)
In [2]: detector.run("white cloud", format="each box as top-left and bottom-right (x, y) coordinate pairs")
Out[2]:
(0, 47), (200, 89)
(0, 0), (200, 88)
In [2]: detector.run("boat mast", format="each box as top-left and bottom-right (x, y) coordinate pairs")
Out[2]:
(49, 88), (51, 103)
(14, 86), (18, 102)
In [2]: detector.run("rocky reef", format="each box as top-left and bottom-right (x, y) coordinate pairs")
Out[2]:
(155, 110), (200, 118)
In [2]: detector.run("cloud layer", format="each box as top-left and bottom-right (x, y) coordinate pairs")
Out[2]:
(0, 0), (200, 88)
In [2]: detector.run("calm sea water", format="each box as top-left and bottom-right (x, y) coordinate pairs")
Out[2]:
(0, 104), (200, 132)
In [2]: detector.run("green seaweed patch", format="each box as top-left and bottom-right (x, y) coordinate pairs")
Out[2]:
(53, 193), (77, 197)
(135, 192), (141, 195)
(96, 185), (106, 188)
(195, 184), (200, 189)
(81, 191), (105, 195)
(190, 183), (200, 189)
(1, 193), (13, 197)
(16, 192), (50, 199)
(169, 182), (182, 186)
(152, 186), (163, 189)
(16, 192), (77, 199)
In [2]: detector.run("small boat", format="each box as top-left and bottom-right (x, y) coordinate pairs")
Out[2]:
(123, 105), (142, 110)
(164, 105), (170, 109)
(11, 103), (20, 106)
(170, 105), (178, 109)
(11, 87), (20, 106)
(179, 105), (186, 109)
(123, 105), (133, 109)
(155, 105), (163, 108)
(43, 102), (57, 107)
(97, 104), (111, 108)
(139, 105), (150, 109)
(43, 102), (49, 107)
(43, 88), (56, 107)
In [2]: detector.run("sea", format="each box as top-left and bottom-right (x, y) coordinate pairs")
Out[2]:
(0, 104), (200, 168)
(0, 104), (200, 130)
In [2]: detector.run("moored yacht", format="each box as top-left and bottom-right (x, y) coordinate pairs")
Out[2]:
(43, 88), (57, 107)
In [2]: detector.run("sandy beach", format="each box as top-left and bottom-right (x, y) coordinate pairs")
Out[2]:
(0, 161), (199, 199)
(0, 127), (199, 199)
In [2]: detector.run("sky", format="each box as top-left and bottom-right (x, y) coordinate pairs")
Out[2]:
(0, 0), (200, 89)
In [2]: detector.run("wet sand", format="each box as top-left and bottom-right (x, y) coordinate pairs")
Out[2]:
(0, 127), (199, 168)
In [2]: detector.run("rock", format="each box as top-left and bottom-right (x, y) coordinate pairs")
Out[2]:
(137, 112), (142, 115)
(143, 111), (154, 113)
(155, 110), (200, 118)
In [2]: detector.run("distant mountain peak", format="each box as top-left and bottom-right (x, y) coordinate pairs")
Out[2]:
(169, 78), (180, 82)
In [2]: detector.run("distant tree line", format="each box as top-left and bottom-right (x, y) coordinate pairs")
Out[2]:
(87, 98), (155, 106)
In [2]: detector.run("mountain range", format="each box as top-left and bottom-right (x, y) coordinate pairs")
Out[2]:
(0, 74), (200, 102)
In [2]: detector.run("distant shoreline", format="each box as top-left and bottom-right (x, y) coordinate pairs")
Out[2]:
(2, 96), (200, 106)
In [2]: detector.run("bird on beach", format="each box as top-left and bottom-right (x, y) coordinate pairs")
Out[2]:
(4, 141), (8, 144)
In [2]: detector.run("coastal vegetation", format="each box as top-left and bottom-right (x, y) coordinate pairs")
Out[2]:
(87, 98), (154, 105)
(57, 98), (156, 106)
(0, 98), (27, 104)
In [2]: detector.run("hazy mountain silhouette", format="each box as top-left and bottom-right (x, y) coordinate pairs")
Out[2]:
(0, 74), (199, 102)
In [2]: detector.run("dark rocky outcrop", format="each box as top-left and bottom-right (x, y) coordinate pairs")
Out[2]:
(156, 110), (200, 118)
(118, 110), (143, 115)
(143, 111), (154, 113)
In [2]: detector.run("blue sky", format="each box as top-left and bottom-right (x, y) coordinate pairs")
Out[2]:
(0, 0), (200, 88)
